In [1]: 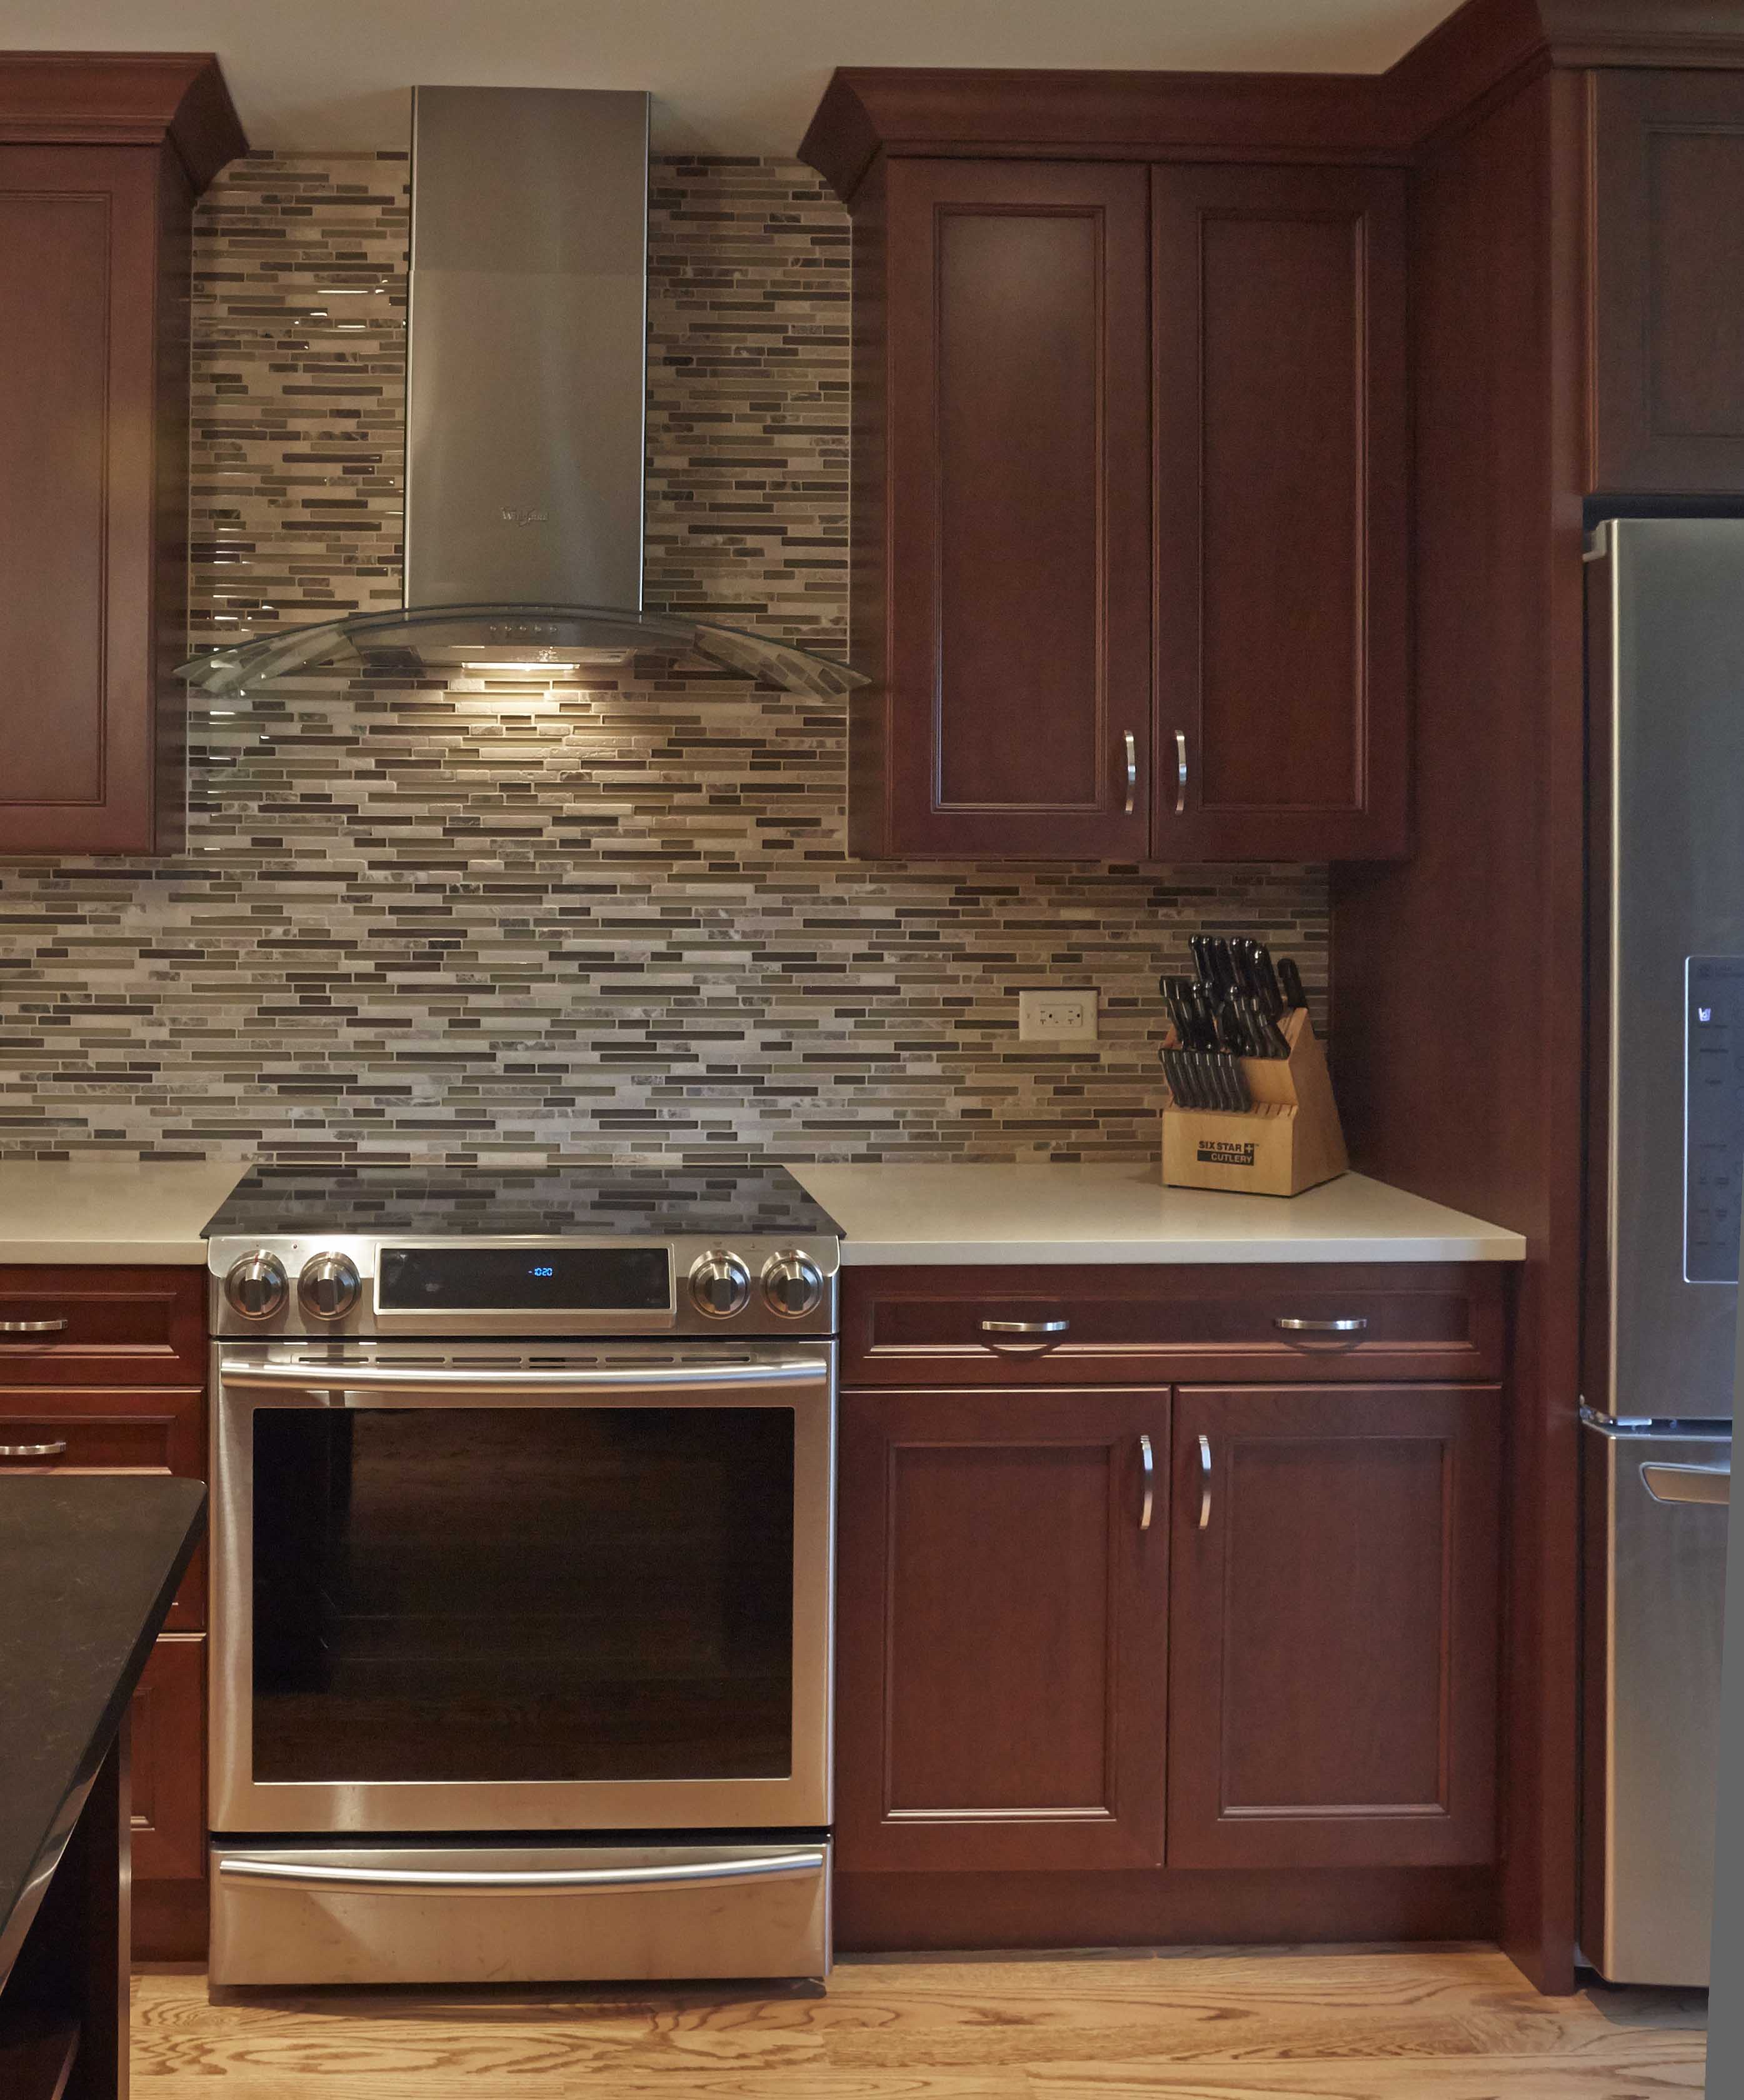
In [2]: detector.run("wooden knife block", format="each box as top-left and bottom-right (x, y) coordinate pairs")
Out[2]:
(1160, 1006), (1349, 1197)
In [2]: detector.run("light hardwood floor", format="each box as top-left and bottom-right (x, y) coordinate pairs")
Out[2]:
(132, 1946), (1707, 2097)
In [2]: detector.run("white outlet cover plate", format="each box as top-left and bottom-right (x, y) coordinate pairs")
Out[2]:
(1018, 988), (1099, 1043)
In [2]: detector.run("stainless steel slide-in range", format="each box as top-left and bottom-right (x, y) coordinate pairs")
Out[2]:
(202, 1165), (839, 1989)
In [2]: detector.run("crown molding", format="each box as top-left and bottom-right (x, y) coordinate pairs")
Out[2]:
(799, 0), (1744, 204)
(0, 53), (248, 194)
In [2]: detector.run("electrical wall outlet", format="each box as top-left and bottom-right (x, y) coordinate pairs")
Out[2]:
(1018, 988), (1099, 1043)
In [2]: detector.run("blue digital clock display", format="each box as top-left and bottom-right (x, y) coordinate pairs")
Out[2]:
(378, 1247), (672, 1312)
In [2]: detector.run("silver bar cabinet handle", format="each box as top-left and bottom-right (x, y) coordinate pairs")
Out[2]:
(1123, 730), (1138, 816)
(979, 1319), (1069, 1337)
(1198, 1434), (1213, 1530)
(1642, 1462), (1731, 1508)
(0, 1319), (67, 1334)
(1175, 731), (1188, 815)
(1138, 1434), (1154, 1532)
(0, 1441), (68, 1460)
(218, 1850), (826, 1893)
(1273, 1317), (1369, 1334)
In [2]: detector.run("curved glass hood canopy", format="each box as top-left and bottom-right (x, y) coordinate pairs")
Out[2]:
(180, 88), (864, 706)
(178, 604), (866, 702)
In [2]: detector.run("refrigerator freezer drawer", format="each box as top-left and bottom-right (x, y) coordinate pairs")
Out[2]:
(209, 1839), (831, 1988)
(1583, 1420), (1728, 1986)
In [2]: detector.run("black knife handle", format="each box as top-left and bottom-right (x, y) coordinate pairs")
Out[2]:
(1250, 942), (1285, 1015)
(1277, 957), (1308, 1010)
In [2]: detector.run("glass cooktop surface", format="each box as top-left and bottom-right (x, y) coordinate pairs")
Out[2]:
(202, 1163), (843, 1242)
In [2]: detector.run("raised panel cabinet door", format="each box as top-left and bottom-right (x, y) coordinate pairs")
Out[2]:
(871, 159), (1152, 858)
(1168, 1384), (1500, 1869)
(1595, 71), (1744, 495)
(129, 1632), (206, 1885)
(836, 1386), (1169, 1871)
(1153, 164), (1408, 861)
(0, 144), (188, 853)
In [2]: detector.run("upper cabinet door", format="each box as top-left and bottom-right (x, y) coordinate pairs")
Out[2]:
(0, 147), (180, 854)
(1152, 165), (1409, 861)
(1594, 71), (1744, 496)
(864, 160), (1152, 859)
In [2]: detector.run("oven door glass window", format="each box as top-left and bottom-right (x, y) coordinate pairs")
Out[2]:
(250, 1407), (794, 1784)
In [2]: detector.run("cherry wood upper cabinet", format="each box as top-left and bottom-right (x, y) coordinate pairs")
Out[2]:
(0, 56), (245, 855)
(853, 159), (1153, 859)
(1593, 69), (1744, 495)
(1168, 1383), (1501, 1871)
(1153, 166), (1410, 861)
(834, 1385), (1170, 1871)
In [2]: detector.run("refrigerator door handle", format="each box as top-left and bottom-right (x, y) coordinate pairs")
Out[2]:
(1641, 1460), (1732, 1507)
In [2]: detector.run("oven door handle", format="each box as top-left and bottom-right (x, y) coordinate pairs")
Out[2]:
(216, 1849), (827, 1893)
(218, 1356), (829, 1395)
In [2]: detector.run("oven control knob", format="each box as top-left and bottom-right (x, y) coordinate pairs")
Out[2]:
(225, 1250), (288, 1322)
(689, 1250), (752, 1319)
(763, 1250), (824, 1320)
(298, 1251), (362, 1322)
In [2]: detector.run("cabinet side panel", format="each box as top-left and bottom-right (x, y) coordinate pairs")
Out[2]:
(1331, 67), (1588, 1991)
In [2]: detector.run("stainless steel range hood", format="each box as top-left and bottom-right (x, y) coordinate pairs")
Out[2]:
(180, 86), (862, 701)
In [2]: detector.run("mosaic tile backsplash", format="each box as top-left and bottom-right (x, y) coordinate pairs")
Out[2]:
(0, 153), (1328, 1167)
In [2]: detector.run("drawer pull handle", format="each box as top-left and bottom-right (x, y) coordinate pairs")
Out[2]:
(1198, 1434), (1213, 1530)
(1273, 1316), (1368, 1334)
(0, 1441), (68, 1460)
(1138, 1434), (1154, 1532)
(980, 1318), (1069, 1337)
(0, 1318), (67, 1335)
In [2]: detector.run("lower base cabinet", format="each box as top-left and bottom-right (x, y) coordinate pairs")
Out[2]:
(836, 1388), (1170, 1871)
(1167, 1385), (1501, 1869)
(836, 1380), (1501, 1894)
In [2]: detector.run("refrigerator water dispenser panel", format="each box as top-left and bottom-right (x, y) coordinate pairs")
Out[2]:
(1687, 957), (1744, 1283)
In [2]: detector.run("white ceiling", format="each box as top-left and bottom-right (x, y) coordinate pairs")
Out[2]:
(1, 0), (1463, 158)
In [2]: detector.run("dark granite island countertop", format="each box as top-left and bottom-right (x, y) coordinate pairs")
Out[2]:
(0, 1476), (205, 2091)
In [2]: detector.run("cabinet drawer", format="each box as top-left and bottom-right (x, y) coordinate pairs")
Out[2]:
(0, 1387), (206, 1627)
(841, 1264), (1506, 1387)
(0, 1267), (204, 1385)
(131, 1633), (206, 1882)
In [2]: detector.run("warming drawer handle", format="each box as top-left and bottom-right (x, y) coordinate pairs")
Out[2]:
(219, 1357), (828, 1394)
(0, 1319), (67, 1335)
(1641, 1462), (1731, 1507)
(216, 1850), (828, 1893)
(1273, 1317), (1369, 1335)
(0, 1441), (67, 1460)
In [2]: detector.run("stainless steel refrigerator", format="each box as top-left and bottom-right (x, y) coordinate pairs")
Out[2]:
(1583, 517), (1742, 1987)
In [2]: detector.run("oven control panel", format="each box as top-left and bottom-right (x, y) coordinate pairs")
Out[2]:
(209, 1235), (839, 1339)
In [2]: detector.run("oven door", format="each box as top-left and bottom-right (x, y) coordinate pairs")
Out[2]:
(211, 1341), (833, 1835)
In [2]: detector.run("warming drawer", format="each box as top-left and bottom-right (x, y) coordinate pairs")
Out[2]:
(209, 1840), (832, 1987)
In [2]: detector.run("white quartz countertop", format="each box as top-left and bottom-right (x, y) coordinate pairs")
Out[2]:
(0, 1160), (249, 1265)
(786, 1163), (1526, 1266)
